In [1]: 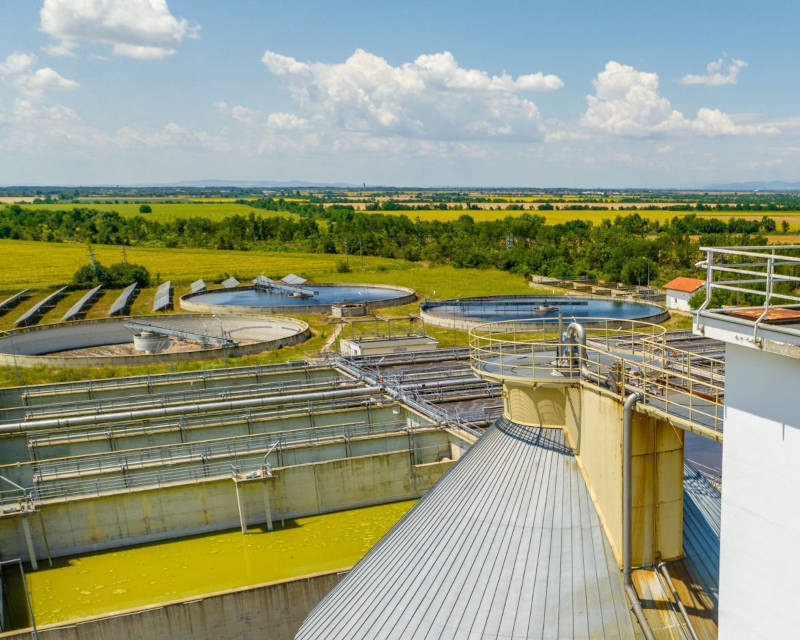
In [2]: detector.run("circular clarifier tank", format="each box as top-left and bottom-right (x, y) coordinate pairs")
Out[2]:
(0, 314), (310, 367)
(180, 283), (416, 315)
(420, 295), (668, 329)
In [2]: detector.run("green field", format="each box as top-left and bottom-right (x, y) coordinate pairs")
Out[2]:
(13, 200), (800, 227)
(16, 201), (288, 222)
(0, 240), (411, 290)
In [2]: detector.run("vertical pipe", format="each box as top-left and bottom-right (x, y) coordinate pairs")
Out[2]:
(622, 392), (655, 640)
(623, 391), (642, 587)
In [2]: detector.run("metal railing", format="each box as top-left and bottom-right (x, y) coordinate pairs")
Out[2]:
(13, 377), (360, 423)
(28, 427), (450, 504)
(26, 395), (391, 452)
(469, 319), (724, 438)
(697, 245), (800, 337)
(13, 360), (327, 402)
(0, 475), (32, 511)
(32, 419), (422, 481)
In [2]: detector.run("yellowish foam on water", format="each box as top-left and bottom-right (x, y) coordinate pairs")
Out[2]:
(10, 500), (415, 627)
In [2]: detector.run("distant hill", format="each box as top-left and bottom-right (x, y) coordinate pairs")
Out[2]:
(703, 180), (800, 191)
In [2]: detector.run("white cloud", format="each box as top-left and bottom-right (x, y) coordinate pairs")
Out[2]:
(582, 61), (774, 137)
(676, 54), (747, 86)
(0, 51), (78, 97)
(266, 112), (309, 130)
(0, 52), (36, 75)
(40, 0), (199, 60)
(260, 48), (562, 141)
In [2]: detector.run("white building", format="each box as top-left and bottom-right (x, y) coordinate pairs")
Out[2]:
(695, 245), (800, 640)
(339, 335), (439, 357)
(663, 276), (705, 311)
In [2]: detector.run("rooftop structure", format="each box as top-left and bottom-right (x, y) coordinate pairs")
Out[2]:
(694, 245), (800, 639)
(297, 418), (639, 639)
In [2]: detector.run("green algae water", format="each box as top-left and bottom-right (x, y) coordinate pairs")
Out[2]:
(5, 500), (415, 628)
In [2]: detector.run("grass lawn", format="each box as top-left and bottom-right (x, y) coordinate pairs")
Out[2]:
(0, 239), (410, 290)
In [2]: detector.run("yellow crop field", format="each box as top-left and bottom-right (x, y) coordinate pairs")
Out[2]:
(15, 202), (289, 222)
(370, 208), (679, 224)
(0, 240), (410, 291)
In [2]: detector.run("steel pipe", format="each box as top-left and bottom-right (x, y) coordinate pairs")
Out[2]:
(658, 562), (701, 640)
(623, 391), (642, 587)
(0, 386), (382, 434)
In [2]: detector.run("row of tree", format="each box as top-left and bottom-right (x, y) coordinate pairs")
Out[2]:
(0, 204), (784, 285)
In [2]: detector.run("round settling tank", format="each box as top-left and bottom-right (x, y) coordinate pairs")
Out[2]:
(421, 295), (668, 329)
(0, 314), (310, 367)
(180, 283), (415, 315)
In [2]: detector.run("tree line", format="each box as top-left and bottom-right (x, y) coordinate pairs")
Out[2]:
(0, 204), (784, 285)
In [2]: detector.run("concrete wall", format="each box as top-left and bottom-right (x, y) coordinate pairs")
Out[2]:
(180, 283), (416, 316)
(665, 289), (696, 312)
(562, 385), (684, 568)
(420, 295), (670, 330)
(0, 434), (455, 560)
(718, 344), (800, 640)
(1, 569), (345, 640)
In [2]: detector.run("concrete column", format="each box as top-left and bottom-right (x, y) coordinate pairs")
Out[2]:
(20, 515), (38, 570)
(233, 480), (247, 535)
(262, 480), (273, 531)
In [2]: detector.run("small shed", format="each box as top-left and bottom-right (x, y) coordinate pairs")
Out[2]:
(664, 277), (705, 312)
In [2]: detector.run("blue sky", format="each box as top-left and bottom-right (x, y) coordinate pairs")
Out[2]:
(0, 0), (798, 187)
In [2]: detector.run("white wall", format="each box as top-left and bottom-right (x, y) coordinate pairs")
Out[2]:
(718, 344), (800, 640)
(665, 289), (694, 311)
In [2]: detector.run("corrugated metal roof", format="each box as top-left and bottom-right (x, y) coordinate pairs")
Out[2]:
(296, 418), (638, 639)
(681, 463), (720, 613)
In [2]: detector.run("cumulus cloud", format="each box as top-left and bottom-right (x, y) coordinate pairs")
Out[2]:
(1, 96), (227, 154)
(260, 48), (563, 141)
(0, 51), (78, 97)
(40, 0), (199, 60)
(676, 54), (747, 86)
(0, 52), (36, 75)
(582, 61), (774, 137)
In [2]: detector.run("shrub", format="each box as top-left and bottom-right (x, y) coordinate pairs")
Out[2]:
(336, 259), (351, 273)
(70, 261), (150, 288)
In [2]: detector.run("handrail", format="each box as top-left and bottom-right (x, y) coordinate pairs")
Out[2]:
(469, 320), (724, 437)
(696, 245), (800, 340)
